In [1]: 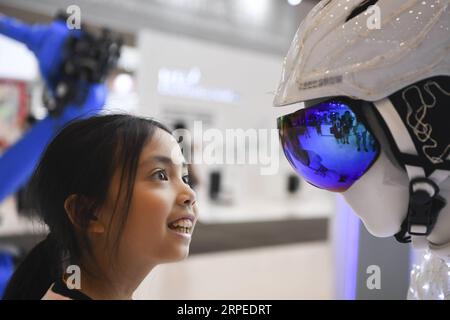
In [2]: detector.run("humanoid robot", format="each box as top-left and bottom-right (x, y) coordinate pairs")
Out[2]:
(0, 13), (121, 202)
(274, 0), (449, 299)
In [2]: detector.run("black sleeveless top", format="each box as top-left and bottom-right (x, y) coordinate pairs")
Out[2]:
(51, 278), (92, 300)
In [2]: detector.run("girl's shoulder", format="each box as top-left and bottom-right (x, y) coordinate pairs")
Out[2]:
(41, 278), (92, 300)
(41, 284), (72, 300)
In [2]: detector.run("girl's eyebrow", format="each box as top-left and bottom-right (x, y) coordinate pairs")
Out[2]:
(140, 155), (187, 169)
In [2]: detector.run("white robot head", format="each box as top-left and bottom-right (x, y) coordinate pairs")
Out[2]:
(274, 0), (450, 259)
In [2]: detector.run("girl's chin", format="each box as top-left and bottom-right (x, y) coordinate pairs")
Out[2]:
(159, 248), (190, 264)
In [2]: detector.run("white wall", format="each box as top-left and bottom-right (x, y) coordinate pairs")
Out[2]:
(0, 34), (38, 81)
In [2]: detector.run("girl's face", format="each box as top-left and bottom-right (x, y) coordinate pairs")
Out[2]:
(99, 128), (198, 267)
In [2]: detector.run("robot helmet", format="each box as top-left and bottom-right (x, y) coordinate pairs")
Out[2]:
(274, 0), (450, 105)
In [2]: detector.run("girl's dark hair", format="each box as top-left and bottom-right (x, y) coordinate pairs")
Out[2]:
(3, 114), (171, 300)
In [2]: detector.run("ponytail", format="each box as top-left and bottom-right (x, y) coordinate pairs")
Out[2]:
(2, 233), (60, 300)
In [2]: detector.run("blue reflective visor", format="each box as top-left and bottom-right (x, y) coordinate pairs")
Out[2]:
(277, 98), (380, 192)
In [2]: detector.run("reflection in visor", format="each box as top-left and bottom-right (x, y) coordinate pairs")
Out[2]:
(278, 101), (380, 192)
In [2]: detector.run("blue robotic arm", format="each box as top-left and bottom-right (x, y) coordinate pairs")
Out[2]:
(0, 15), (120, 203)
(0, 84), (106, 202)
(0, 15), (72, 88)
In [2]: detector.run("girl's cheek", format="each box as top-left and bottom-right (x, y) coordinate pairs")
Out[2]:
(123, 188), (173, 242)
(133, 185), (174, 217)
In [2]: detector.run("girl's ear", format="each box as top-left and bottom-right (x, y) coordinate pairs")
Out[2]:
(64, 194), (105, 234)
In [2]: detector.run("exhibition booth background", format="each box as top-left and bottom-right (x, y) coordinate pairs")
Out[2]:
(0, 0), (411, 299)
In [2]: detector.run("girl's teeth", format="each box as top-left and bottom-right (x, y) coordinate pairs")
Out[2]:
(173, 226), (190, 234)
(170, 218), (193, 228)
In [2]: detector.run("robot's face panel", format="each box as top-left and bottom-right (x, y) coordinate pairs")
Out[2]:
(340, 101), (411, 237)
(342, 149), (410, 237)
(343, 148), (450, 242)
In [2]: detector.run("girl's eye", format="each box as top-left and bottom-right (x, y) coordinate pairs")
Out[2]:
(182, 174), (191, 186)
(152, 169), (168, 181)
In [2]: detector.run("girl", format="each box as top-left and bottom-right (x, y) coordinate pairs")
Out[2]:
(3, 114), (197, 300)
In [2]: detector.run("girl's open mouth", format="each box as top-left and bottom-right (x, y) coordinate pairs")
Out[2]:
(168, 218), (193, 235)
